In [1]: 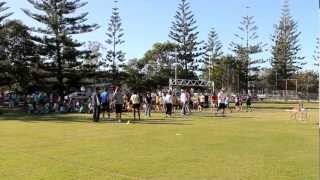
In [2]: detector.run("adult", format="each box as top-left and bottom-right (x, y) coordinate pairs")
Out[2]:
(130, 91), (141, 121)
(144, 93), (152, 118)
(199, 93), (206, 112)
(225, 94), (233, 113)
(91, 87), (101, 122)
(186, 90), (192, 114)
(180, 89), (189, 116)
(100, 87), (111, 120)
(155, 93), (161, 112)
(113, 87), (124, 123)
(172, 94), (179, 113)
(160, 93), (165, 113)
(164, 91), (173, 118)
(216, 89), (226, 115)
(235, 94), (242, 112)
(246, 95), (252, 112)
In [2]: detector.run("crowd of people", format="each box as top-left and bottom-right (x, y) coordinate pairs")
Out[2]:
(0, 87), (253, 121)
(0, 91), (89, 115)
(89, 86), (254, 123)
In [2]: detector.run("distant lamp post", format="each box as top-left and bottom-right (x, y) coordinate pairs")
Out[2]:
(172, 62), (183, 82)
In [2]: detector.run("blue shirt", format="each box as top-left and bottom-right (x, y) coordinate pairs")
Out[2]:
(100, 91), (109, 104)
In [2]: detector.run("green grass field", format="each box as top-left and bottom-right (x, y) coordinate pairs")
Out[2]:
(0, 103), (319, 180)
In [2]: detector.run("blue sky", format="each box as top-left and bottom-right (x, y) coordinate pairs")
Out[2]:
(8, 0), (319, 70)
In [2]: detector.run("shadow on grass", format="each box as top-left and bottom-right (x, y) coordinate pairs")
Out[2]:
(0, 113), (90, 123)
(0, 109), (192, 126)
(253, 106), (319, 110)
(130, 120), (192, 125)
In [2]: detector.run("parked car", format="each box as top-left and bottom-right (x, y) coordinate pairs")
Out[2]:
(257, 94), (267, 101)
(68, 92), (89, 100)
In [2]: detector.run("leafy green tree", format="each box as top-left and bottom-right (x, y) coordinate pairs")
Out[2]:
(23, 0), (98, 98)
(201, 28), (223, 81)
(169, 0), (203, 78)
(270, 0), (305, 80)
(295, 71), (319, 93)
(105, 0), (125, 83)
(122, 59), (151, 92)
(230, 7), (265, 93)
(206, 55), (239, 92)
(0, 1), (13, 85)
(141, 42), (177, 77)
(0, 20), (40, 91)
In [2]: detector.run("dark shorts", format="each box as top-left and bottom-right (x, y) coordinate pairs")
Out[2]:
(218, 103), (226, 109)
(101, 102), (110, 112)
(115, 104), (122, 113)
(132, 104), (140, 109)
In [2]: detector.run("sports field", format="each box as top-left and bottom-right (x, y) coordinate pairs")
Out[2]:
(0, 103), (318, 180)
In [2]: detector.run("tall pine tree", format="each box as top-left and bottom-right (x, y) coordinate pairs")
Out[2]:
(105, 0), (125, 83)
(314, 37), (320, 66)
(202, 28), (223, 81)
(270, 0), (304, 80)
(169, 0), (202, 78)
(230, 7), (265, 93)
(0, 1), (12, 24)
(23, 0), (98, 98)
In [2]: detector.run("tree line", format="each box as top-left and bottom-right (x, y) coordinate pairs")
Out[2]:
(0, 0), (318, 99)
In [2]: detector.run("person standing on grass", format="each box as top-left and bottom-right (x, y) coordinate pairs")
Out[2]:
(91, 87), (101, 122)
(246, 95), (252, 112)
(180, 89), (188, 116)
(155, 93), (161, 112)
(225, 94), (233, 113)
(100, 87), (111, 120)
(164, 91), (173, 118)
(235, 94), (242, 112)
(172, 94), (178, 113)
(199, 93), (205, 112)
(210, 93), (215, 112)
(186, 90), (192, 114)
(130, 91), (141, 121)
(144, 92), (152, 118)
(160, 92), (165, 113)
(216, 89), (226, 115)
(113, 87), (124, 123)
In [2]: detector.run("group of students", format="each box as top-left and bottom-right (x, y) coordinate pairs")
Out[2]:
(90, 86), (253, 123)
(91, 86), (175, 123)
(90, 87), (195, 123)
(214, 88), (252, 115)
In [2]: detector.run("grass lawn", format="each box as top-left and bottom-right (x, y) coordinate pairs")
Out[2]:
(0, 103), (318, 180)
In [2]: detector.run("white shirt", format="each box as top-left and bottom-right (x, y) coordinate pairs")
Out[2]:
(200, 95), (205, 103)
(164, 94), (173, 104)
(180, 92), (187, 103)
(225, 97), (229, 105)
(218, 92), (225, 104)
(130, 94), (140, 105)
